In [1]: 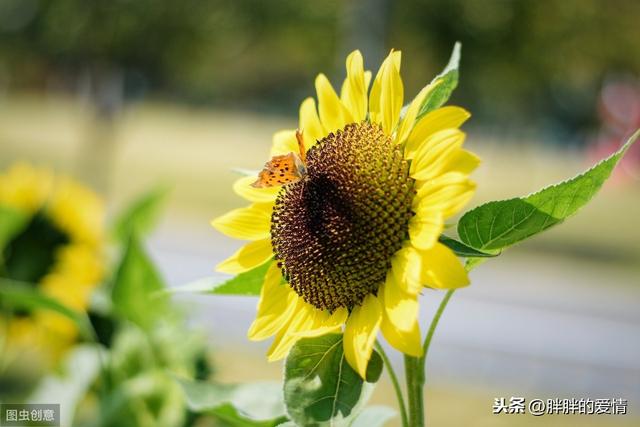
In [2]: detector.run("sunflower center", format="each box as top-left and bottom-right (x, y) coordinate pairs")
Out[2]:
(1, 213), (69, 284)
(271, 122), (415, 311)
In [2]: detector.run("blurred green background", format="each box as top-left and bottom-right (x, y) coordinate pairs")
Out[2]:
(1, 0), (639, 426)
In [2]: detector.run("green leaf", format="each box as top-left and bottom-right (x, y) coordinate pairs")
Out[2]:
(438, 235), (499, 258)
(112, 185), (169, 244)
(112, 234), (168, 329)
(0, 278), (94, 340)
(284, 333), (383, 427)
(416, 42), (461, 120)
(458, 130), (640, 251)
(178, 378), (287, 426)
(167, 261), (272, 296)
(465, 257), (488, 272)
(349, 406), (396, 427)
(0, 205), (29, 250)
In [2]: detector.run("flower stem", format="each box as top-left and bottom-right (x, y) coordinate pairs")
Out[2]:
(404, 354), (425, 427)
(402, 289), (456, 427)
(403, 289), (455, 426)
(421, 289), (455, 365)
(375, 341), (409, 427)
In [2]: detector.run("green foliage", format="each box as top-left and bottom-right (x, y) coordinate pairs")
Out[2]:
(111, 234), (168, 329)
(458, 130), (639, 251)
(89, 185), (212, 427)
(210, 261), (272, 295)
(112, 185), (169, 245)
(0, 205), (28, 250)
(178, 378), (287, 426)
(394, 0), (640, 130)
(0, 278), (94, 340)
(99, 371), (186, 427)
(438, 235), (498, 258)
(284, 333), (383, 427)
(169, 261), (272, 296)
(96, 322), (209, 427)
(416, 42), (460, 120)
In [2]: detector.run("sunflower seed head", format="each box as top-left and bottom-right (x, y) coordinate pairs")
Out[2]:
(271, 122), (415, 311)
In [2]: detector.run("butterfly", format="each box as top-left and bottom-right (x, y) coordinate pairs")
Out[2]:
(252, 129), (308, 188)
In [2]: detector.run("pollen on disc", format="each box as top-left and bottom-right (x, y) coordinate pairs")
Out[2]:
(271, 122), (415, 311)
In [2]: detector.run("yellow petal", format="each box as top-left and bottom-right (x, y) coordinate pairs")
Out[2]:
(419, 242), (469, 289)
(270, 130), (299, 156)
(380, 52), (404, 135)
(267, 301), (315, 361)
(49, 242), (103, 285)
(343, 294), (382, 378)
(248, 264), (298, 341)
(48, 177), (104, 245)
(211, 203), (272, 240)
(390, 246), (423, 295)
(369, 51), (401, 124)
(216, 239), (273, 274)
(341, 50), (367, 122)
(0, 163), (54, 214)
(364, 70), (372, 90)
(449, 149), (481, 175)
(382, 272), (419, 332)
(406, 106), (471, 158)
(294, 306), (348, 338)
(381, 314), (422, 357)
(408, 209), (444, 251)
(232, 176), (280, 203)
(410, 129), (465, 181)
(395, 82), (436, 145)
(315, 73), (351, 133)
(299, 97), (325, 148)
(414, 172), (476, 219)
(380, 284), (423, 357)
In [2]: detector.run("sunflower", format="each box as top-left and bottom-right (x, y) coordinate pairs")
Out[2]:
(212, 50), (479, 377)
(0, 163), (104, 360)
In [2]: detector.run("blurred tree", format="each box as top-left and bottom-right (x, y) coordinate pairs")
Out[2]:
(390, 0), (640, 138)
(1, 0), (640, 143)
(0, 0), (343, 105)
(0, 0), (344, 188)
(1, 0), (230, 189)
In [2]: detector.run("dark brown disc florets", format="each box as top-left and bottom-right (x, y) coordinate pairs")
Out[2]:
(271, 122), (415, 311)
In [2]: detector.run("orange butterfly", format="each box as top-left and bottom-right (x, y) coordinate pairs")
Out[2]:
(251, 130), (308, 188)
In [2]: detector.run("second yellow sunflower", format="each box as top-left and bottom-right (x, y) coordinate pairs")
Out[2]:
(0, 163), (104, 361)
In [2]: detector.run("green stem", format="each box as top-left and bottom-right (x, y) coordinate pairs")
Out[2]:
(375, 341), (409, 427)
(404, 355), (424, 427)
(403, 289), (454, 427)
(402, 290), (456, 427)
(421, 289), (455, 366)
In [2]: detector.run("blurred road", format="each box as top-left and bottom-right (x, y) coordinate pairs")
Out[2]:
(148, 215), (640, 403)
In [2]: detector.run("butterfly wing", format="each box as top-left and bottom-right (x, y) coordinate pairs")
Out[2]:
(251, 152), (307, 188)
